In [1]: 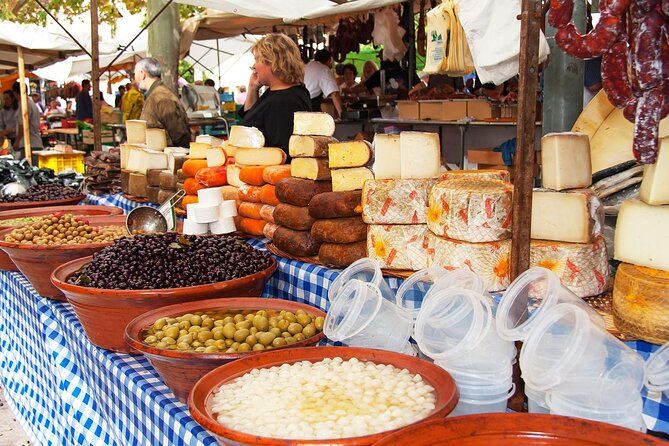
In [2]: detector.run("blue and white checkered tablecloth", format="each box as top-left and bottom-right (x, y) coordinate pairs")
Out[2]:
(0, 193), (665, 444)
(81, 193), (156, 215)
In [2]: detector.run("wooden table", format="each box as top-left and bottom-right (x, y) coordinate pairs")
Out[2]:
(47, 128), (80, 150)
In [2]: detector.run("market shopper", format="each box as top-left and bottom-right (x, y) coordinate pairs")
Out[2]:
(0, 90), (19, 150)
(75, 79), (93, 121)
(339, 63), (359, 91)
(11, 82), (43, 159)
(304, 49), (343, 118)
(344, 59), (418, 99)
(115, 85), (126, 108)
(121, 83), (144, 122)
(240, 33), (312, 155)
(134, 57), (191, 148)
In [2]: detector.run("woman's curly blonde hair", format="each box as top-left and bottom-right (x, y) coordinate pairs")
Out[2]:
(251, 33), (305, 85)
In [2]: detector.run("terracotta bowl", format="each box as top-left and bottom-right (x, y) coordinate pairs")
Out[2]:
(189, 346), (460, 446)
(125, 297), (326, 403)
(51, 256), (278, 353)
(0, 194), (86, 212)
(0, 215), (128, 300)
(371, 413), (665, 446)
(0, 205), (123, 271)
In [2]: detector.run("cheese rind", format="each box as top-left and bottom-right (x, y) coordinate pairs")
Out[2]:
(440, 169), (511, 182)
(159, 171), (177, 191)
(290, 158), (331, 180)
(145, 128), (167, 151)
(614, 199), (669, 271)
(541, 132), (592, 190)
(197, 186), (224, 206)
(126, 120), (147, 144)
(362, 178), (436, 224)
(228, 126), (265, 148)
(531, 189), (603, 243)
(128, 173), (148, 198)
(147, 169), (163, 187)
(187, 203), (220, 223)
(427, 178), (513, 242)
(189, 142), (211, 159)
(288, 135), (337, 158)
(373, 134), (401, 179)
(235, 148), (287, 166)
(399, 131), (441, 179)
(367, 224), (430, 270)
(531, 236), (610, 298)
(640, 137), (669, 205)
(293, 112), (335, 136)
(332, 167), (374, 192)
(428, 234), (511, 292)
(183, 218), (209, 235)
(328, 140), (372, 168)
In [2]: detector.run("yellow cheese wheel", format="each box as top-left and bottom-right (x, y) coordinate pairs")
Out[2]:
(613, 262), (669, 345)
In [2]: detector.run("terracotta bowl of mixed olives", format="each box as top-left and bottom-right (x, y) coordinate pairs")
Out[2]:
(0, 213), (129, 300)
(125, 297), (326, 402)
(51, 233), (278, 353)
(0, 184), (85, 212)
(0, 205), (123, 271)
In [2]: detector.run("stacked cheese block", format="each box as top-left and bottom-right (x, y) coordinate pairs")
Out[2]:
(225, 126), (289, 238)
(120, 120), (169, 199)
(184, 186), (238, 235)
(145, 147), (188, 205)
(529, 132), (609, 298)
(427, 170), (513, 292)
(613, 136), (669, 344)
(365, 132), (444, 273)
(272, 113), (336, 259)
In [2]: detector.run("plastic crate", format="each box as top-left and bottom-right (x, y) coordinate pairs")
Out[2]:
(37, 152), (85, 174)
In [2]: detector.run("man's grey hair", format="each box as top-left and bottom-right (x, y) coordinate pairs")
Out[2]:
(136, 57), (162, 79)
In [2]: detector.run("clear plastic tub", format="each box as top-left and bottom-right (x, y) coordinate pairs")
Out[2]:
(449, 384), (515, 416)
(324, 279), (413, 353)
(434, 328), (515, 373)
(520, 303), (646, 397)
(546, 392), (646, 433)
(414, 287), (492, 360)
(328, 258), (395, 305)
(645, 341), (669, 398)
(525, 384), (549, 414)
(496, 267), (605, 342)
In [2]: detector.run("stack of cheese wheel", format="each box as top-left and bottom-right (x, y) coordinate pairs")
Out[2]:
(427, 170), (513, 292)
(225, 125), (288, 237)
(120, 120), (169, 199)
(365, 132), (441, 271)
(529, 133), (609, 298)
(613, 136), (669, 344)
(184, 186), (238, 235)
(304, 134), (374, 267)
(145, 147), (188, 205)
(272, 113), (336, 257)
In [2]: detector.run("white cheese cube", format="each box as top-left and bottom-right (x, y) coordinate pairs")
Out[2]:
(183, 218), (209, 235)
(187, 203), (220, 223)
(541, 132), (592, 191)
(615, 199), (669, 272)
(220, 200), (238, 218)
(197, 186), (223, 206)
(210, 217), (237, 234)
(373, 134), (401, 179)
(640, 137), (669, 205)
(126, 120), (147, 144)
(399, 131), (440, 179)
(145, 128), (167, 151)
(228, 125), (265, 148)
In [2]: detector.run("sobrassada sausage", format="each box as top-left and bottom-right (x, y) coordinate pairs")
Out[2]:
(308, 191), (362, 219)
(318, 241), (368, 268)
(275, 177), (332, 207)
(273, 226), (322, 257)
(311, 217), (368, 244)
(273, 203), (317, 231)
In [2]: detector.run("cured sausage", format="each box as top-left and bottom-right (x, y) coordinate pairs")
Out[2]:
(633, 87), (663, 164)
(630, 9), (664, 90)
(600, 0), (633, 16)
(602, 41), (633, 107)
(548, 0), (574, 29)
(555, 16), (622, 59)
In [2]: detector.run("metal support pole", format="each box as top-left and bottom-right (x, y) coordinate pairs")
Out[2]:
(16, 46), (31, 164)
(216, 39), (222, 88)
(91, 0), (101, 152)
(403, 0), (416, 88)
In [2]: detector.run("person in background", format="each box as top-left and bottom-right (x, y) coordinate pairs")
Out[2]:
(204, 79), (215, 88)
(30, 93), (45, 115)
(334, 63), (345, 86)
(134, 57), (191, 147)
(304, 49), (343, 118)
(11, 82), (43, 158)
(45, 99), (66, 117)
(235, 85), (247, 105)
(203, 78), (222, 110)
(115, 85), (126, 108)
(339, 63), (359, 90)
(99, 91), (111, 107)
(121, 83), (144, 122)
(0, 90), (18, 150)
(345, 60), (419, 99)
(360, 60), (378, 84)
(240, 33), (311, 155)
(76, 79), (93, 121)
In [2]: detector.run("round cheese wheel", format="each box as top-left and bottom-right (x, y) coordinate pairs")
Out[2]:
(613, 263), (669, 345)
(427, 178), (513, 243)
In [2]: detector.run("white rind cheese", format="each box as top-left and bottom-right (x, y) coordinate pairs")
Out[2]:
(293, 112), (335, 136)
(531, 189), (603, 243)
(399, 132), (441, 179)
(226, 164), (245, 188)
(373, 134), (401, 179)
(127, 149), (168, 175)
(206, 147), (227, 167)
(229, 126), (265, 148)
(187, 203), (220, 224)
(197, 186), (224, 206)
(615, 199), (669, 272)
(210, 217), (237, 234)
(183, 218), (209, 235)
(541, 132), (592, 191)
(196, 134), (225, 147)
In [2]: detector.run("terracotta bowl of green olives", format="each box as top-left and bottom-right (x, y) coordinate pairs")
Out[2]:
(124, 297), (327, 403)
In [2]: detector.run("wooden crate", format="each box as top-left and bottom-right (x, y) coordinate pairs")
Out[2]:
(396, 100), (419, 120)
(419, 100), (468, 121)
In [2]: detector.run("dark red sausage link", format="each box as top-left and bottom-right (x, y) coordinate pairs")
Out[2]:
(632, 87), (663, 164)
(602, 41), (633, 107)
(662, 0), (669, 16)
(600, 0), (632, 15)
(630, 10), (664, 91)
(548, 0), (574, 28)
(634, 0), (660, 13)
(555, 16), (622, 59)
(623, 96), (638, 123)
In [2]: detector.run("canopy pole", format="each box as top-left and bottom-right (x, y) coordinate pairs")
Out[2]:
(16, 46), (31, 164)
(216, 39), (222, 88)
(91, 0), (102, 152)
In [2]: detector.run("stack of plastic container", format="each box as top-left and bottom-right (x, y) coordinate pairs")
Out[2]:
(496, 267), (646, 431)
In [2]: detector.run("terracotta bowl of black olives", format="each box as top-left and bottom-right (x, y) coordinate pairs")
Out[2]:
(124, 297), (326, 402)
(50, 233), (278, 353)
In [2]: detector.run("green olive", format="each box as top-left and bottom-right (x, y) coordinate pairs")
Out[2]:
(257, 332), (276, 346)
(212, 327), (224, 340)
(269, 317), (279, 329)
(285, 337), (297, 345)
(222, 316), (234, 325)
(233, 329), (250, 343)
(245, 313), (255, 322)
(314, 317), (325, 331)
(287, 323), (303, 335)
(163, 337), (176, 345)
(177, 334), (193, 344)
(231, 342), (241, 350)
(224, 339), (233, 347)
(245, 334), (257, 347)
(188, 326), (200, 334)
(282, 332), (292, 338)
(277, 320), (290, 331)
(233, 314), (245, 323)
(249, 327), (258, 336)
(202, 318), (214, 329)
(144, 335), (158, 344)
(156, 341), (167, 349)
(191, 341), (203, 348)
(204, 339), (216, 347)
(271, 337), (287, 347)
(195, 347), (206, 353)
(215, 340), (227, 349)
(154, 330), (164, 339)
(252, 343), (265, 351)
(197, 331), (213, 343)
(214, 320), (225, 327)
(296, 313), (312, 326)
(177, 342), (191, 350)
(294, 333), (305, 341)
(222, 323), (237, 339)
(152, 318), (167, 330)
(235, 320), (252, 330)
(178, 320), (191, 330)
(238, 343), (251, 353)
(302, 324), (317, 338)
(163, 327), (180, 339)
(179, 329), (188, 337)
(190, 315), (202, 326)
(284, 312), (297, 323)
(252, 315), (269, 331)
(270, 327), (282, 336)
(204, 345), (218, 353)
(225, 347), (236, 354)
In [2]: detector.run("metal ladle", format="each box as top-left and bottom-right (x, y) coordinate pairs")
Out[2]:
(126, 190), (186, 234)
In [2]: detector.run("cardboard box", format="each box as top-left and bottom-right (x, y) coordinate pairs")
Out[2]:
(396, 100), (420, 120)
(466, 100), (494, 120)
(419, 100), (468, 121)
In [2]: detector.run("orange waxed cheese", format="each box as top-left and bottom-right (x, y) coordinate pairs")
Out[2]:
(182, 159), (209, 178)
(239, 166), (267, 186)
(239, 218), (267, 236)
(260, 184), (280, 206)
(184, 178), (205, 195)
(262, 165), (291, 185)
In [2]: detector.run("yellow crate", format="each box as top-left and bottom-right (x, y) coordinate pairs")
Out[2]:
(37, 152), (85, 174)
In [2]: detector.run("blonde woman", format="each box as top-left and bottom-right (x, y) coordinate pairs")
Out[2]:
(240, 33), (311, 154)
(360, 60), (379, 84)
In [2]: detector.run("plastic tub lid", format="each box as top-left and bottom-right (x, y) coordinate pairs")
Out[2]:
(519, 303), (591, 391)
(424, 268), (486, 302)
(323, 279), (382, 342)
(645, 342), (669, 392)
(328, 258), (384, 304)
(395, 266), (446, 317)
